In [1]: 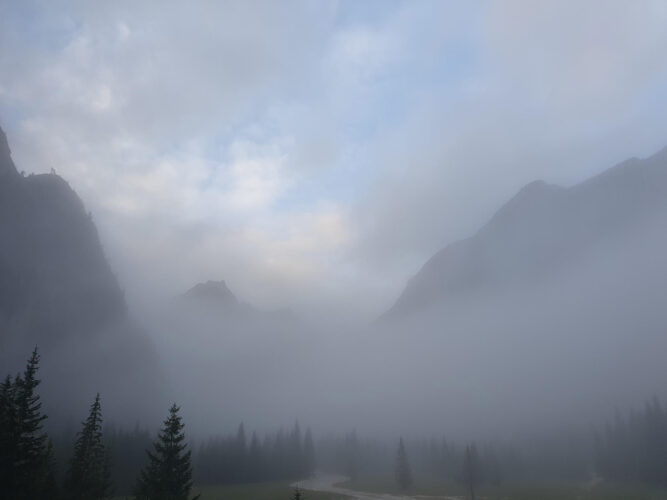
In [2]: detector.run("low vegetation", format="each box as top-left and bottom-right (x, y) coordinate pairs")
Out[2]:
(113, 482), (350, 500)
(4, 349), (667, 500)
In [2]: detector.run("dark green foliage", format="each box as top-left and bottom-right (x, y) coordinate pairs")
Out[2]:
(395, 437), (413, 491)
(0, 375), (18, 492)
(41, 439), (61, 499)
(15, 349), (49, 486)
(0, 348), (57, 499)
(64, 393), (112, 499)
(104, 424), (153, 495)
(134, 404), (198, 500)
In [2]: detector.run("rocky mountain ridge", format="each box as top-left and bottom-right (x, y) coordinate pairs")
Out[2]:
(384, 145), (667, 319)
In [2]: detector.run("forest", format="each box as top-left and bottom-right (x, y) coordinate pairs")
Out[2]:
(4, 349), (667, 499)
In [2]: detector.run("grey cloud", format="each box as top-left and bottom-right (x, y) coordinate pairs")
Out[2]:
(3, 1), (667, 319)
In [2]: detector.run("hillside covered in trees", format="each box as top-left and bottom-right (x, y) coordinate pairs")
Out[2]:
(5, 348), (667, 499)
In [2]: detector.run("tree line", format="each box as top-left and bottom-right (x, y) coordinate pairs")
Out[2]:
(318, 431), (505, 494)
(595, 397), (667, 486)
(5, 347), (667, 499)
(195, 421), (315, 485)
(0, 348), (197, 500)
(1, 348), (320, 500)
(320, 395), (667, 497)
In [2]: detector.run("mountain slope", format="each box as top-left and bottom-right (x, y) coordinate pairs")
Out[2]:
(179, 279), (299, 325)
(0, 125), (161, 423)
(0, 126), (125, 344)
(384, 145), (667, 319)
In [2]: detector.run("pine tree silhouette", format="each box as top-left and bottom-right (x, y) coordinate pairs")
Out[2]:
(463, 444), (479, 500)
(291, 486), (305, 500)
(235, 422), (247, 482)
(65, 393), (112, 499)
(0, 348), (55, 499)
(247, 431), (262, 482)
(303, 428), (316, 478)
(134, 404), (199, 500)
(0, 374), (18, 493)
(395, 437), (413, 491)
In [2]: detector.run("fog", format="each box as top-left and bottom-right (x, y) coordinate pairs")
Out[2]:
(133, 179), (667, 441)
(3, 1), (667, 496)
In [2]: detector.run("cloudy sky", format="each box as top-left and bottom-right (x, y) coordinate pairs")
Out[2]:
(2, 0), (667, 319)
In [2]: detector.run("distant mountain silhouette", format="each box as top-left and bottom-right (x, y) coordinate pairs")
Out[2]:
(384, 145), (667, 320)
(180, 279), (299, 324)
(0, 125), (161, 423)
(184, 280), (238, 304)
(0, 126), (125, 345)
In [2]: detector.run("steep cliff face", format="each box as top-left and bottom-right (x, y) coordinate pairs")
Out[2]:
(0, 126), (161, 424)
(0, 126), (125, 346)
(384, 145), (667, 320)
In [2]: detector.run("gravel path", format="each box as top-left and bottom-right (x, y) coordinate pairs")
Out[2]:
(293, 474), (464, 500)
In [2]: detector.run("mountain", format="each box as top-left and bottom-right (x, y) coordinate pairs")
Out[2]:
(184, 280), (239, 305)
(0, 125), (161, 423)
(384, 145), (667, 319)
(0, 127), (125, 346)
(180, 279), (299, 324)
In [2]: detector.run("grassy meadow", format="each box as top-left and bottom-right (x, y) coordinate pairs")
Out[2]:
(337, 476), (667, 500)
(113, 481), (351, 500)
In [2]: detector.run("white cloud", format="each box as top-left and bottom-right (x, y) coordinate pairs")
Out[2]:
(2, 1), (667, 317)
(222, 139), (291, 213)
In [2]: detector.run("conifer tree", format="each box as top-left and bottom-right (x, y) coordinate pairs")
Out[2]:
(289, 421), (303, 478)
(40, 439), (61, 499)
(395, 437), (413, 491)
(303, 428), (316, 478)
(134, 404), (199, 500)
(65, 393), (112, 499)
(235, 422), (247, 481)
(291, 486), (305, 500)
(272, 429), (287, 480)
(0, 374), (18, 491)
(247, 431), (262, 482)
(0, 348), (55, 499)
(463, 444), (479, 500)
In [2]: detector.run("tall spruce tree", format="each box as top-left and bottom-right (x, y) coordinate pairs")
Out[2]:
(395, 437), (413, 491)
(65, 393), (111, 499)
(134, 404), (199, 500)
(0, 348), (55, 499)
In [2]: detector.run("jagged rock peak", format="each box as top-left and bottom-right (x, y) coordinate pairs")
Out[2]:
(0, 126), (18, 178)
(184, 280), (238, 303)
(382, 142), (667, 320)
